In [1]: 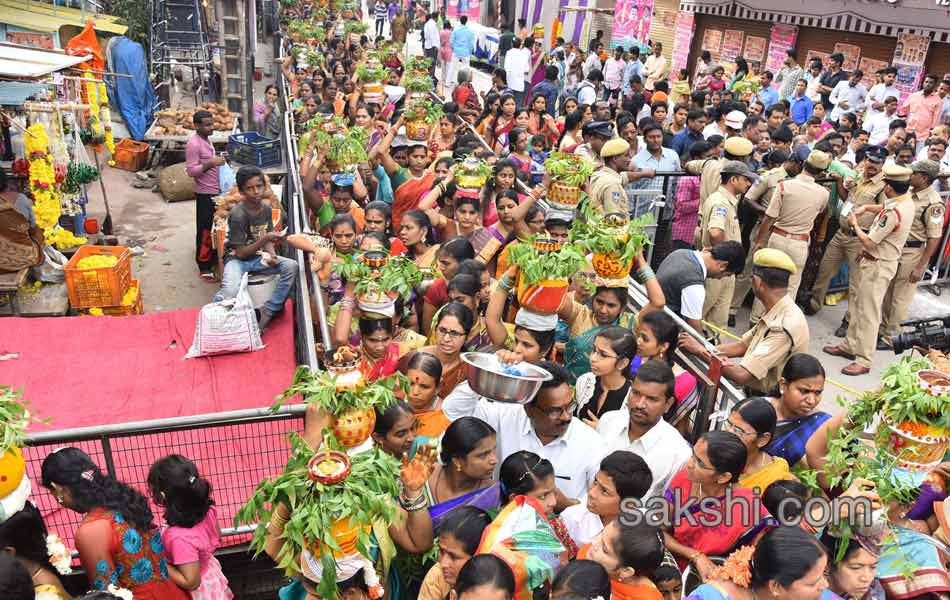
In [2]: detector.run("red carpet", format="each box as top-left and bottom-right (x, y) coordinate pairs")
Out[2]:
(1, 307), (301, 549)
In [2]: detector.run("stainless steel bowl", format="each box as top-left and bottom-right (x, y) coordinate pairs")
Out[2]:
(461, 352), (552, 404)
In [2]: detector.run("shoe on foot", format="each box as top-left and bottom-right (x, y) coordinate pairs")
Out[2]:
(876, 336), (892, 351)
(727, 314), (736, 328)
(258, 308), (274, 333)
(841, 362), (870, 376)
(834, 322), (849, 338)
(805, 298), (821, 316)
(822, 344), (855, 360)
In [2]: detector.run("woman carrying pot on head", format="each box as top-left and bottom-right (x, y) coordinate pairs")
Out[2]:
(0, 501), (71, 599)
(558, 251), (665, 381)
(373, 115), (436, 232)
(418, 507), (492, 600)
(41, 447), (189, 600)
(266, 403), (439, 600)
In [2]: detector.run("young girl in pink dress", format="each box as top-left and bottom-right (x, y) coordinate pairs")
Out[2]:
(148, 455), (234, 600)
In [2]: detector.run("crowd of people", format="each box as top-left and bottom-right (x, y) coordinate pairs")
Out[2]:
(10, 4), (946, 600)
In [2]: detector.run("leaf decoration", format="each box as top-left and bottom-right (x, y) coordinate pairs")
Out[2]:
(543, 152), (594, 187)
(570, 203), (653, 266)
(508, 238), (589, 287)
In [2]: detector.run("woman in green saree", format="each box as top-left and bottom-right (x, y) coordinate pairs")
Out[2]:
(557, 253), (665, 381)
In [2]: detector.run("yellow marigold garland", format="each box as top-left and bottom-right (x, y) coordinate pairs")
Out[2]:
(24, 123), (87, 249)
(84, 70), (101, 138)
(98, 81), (116, 166)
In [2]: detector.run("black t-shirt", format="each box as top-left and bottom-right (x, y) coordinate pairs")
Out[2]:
(225, 202), (273, 259)
(819, 69), (849, 111)
(578, 378), (632, 422)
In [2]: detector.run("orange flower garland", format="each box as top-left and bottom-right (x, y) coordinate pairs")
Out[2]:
(98, 81), (116, 166)
(707, 545), (755, 587)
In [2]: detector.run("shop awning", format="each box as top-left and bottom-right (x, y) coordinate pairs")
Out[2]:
(0, 1), (128, 36)
(0, 44), (90, 77)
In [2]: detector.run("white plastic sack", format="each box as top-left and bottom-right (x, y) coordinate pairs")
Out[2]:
(31, 246), (68, 283)
(186, 273), (264, 358)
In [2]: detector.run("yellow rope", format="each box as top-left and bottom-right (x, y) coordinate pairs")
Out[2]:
(701, 319), (863, 397)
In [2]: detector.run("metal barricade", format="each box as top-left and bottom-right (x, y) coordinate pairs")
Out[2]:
(626, 280), (744, 443)
(24, 405), (307, 551)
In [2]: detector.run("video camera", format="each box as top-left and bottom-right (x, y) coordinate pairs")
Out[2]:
(892, 315), (950, 355)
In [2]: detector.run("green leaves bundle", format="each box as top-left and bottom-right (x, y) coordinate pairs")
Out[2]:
(570, 204), (653, 266)
(403, 73), (434, 94)
(236, 433), (399, 600)
(344, 21), (368, 34)
(544, 152), (594, 187)
(356, 63), (387, 83)
(874, 356), (950, 431)
(332, 253), (431, 301)
(0, 387), (41, 455)
(402, 99), (444, 124)
(508, 238), (589, 287)
(326, 127), (369, 168)
(272, 365), (408, 415)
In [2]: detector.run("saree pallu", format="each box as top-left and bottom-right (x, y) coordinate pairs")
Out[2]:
(878, 527), (950, 600)
(392, 171), (436, 231)
(470, 225), (509, 267)
(764, 412), (832, 468)
(564, 312), (637, 381)
(425, 482), (502, 530)
(578, 546), (663, 600)
(664, 468), (772, 572)
(360, 342), (403, 382)
(737, 457), (794, 493)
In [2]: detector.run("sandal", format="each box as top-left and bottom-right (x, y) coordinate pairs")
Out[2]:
(199, 271), (216, 282)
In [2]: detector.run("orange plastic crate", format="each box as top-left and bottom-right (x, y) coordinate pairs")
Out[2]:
(65, 246), (132, 308)
(113, 139), (150, 172)
(80, 280), (143, 316)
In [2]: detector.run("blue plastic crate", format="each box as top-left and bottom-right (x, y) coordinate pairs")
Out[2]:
(227, 132), (282, 168)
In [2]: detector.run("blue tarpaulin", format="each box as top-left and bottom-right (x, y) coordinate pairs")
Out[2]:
(105, 36), (156, 141)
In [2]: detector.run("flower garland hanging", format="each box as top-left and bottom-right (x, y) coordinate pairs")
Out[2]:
(24, 124), (86, 249)
(83, 69), (103, 145)
(98, 80), (116, 166)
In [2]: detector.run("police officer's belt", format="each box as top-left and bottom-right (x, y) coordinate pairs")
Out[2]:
(904, 240), (924, 248)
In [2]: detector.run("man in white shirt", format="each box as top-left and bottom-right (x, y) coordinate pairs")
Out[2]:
(596, 361), (692, 503)
(503, 36), (531, 107)
(829, 70), (868, 124)
(865, 67), (900, 122)
(422, 12), (440, 79)
(442, 361), (604, 503)
(863, 95), (899, 145)
(643, 42), (667, 91)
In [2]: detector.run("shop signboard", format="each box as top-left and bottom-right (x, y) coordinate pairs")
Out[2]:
(764, 24), (797, 76)
(702, 29), (722, 53)
(833, 43), (861, 72)
(611, 0), (654, 50)
(669, 10), (695, 82)
(720, 29), (744, 60)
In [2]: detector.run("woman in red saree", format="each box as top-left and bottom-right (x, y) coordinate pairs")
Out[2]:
(664, 431), (772, 579)
(374, 115), (437, 232)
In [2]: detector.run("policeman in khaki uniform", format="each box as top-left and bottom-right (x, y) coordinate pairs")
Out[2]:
(809, 145), (888, 323)
(824, 164), (916, 376)
(685, 137), (755, 209)
(730, 148), (802, 325)
(587, 138), (631, 216)
(574, 121), (613, 170)
(697, 160), (757, 332)
(748, 149), (832, 324)
(678, 248), (810, 395)
(882, 160), (945, 339)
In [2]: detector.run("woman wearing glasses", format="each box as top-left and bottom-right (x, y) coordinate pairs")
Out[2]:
(575, 325), (638, 428)
(663, 431), (771, 580)
(411, 302), (475, 398)
(724, 398), (794, 491)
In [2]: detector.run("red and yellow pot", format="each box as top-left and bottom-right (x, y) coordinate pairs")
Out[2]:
(516, 275), (569, 316)
(332, 407), (377, 448)
(878, 414), (950, 471)
(591, 253), (632, 279)
(307, 450), (351, 485)
(548, 182), (582, 207)
(309, 518), (371, 559)
(405, 120), (431, 141)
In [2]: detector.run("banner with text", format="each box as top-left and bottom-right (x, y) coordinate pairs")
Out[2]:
(669, 10), (695, 83)
(611, 0), (654, 50)
(764, 24), (797, 77)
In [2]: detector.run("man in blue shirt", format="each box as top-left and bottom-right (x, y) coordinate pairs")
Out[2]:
(789, 79), (814, 125)
(448, 15), (475, 93)
(621, 47), (643, 98)
(629, 122), (681, 219)
(671, 108), (707, 159)
(532, 65), (560, 117)
(757, 71), (779, 110)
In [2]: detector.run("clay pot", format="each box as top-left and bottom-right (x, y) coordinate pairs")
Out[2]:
(591, 253), (632, 279)
(310, 518), (371, 558)
(405, 120), (431, 141)
(878, 413), (950, 471)
(516, 274), (569, 316)
(917, 369), (950, 396)
(360, 250), (388, 270)
(548, 181), (582, 207)
(332, 407), (377, 448)
(307, 450), (351, 485)
(532, 237), (562, 253)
